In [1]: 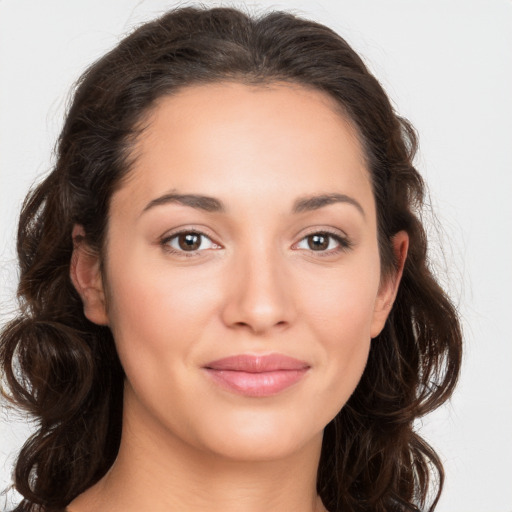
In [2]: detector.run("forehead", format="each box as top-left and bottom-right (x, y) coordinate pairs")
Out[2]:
(137, 80), (365, 162)
(113, 81), (374, 218)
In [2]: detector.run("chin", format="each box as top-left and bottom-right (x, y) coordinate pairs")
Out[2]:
(193, 412), (325, 463)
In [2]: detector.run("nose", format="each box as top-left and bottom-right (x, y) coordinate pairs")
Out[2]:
(220, 244), (296, 335)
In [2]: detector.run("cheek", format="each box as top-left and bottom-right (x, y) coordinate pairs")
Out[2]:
(310, 282), (375, 368)
(297, 256), (380, 402)
(103, 246), (221, 371)
(300, 255), (381, 340)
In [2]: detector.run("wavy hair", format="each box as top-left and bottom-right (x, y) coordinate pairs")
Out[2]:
(1, 6), (462, 512)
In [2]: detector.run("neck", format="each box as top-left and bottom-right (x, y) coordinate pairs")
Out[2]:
(68, 387), (328, 512)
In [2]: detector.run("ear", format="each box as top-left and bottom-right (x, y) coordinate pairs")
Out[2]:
(70, 225), (109, 326)
(370, 230), (409, 338)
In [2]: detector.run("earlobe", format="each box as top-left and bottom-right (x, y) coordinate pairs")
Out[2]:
(370, 231), (409, 338)
(70, 225), (109, 326)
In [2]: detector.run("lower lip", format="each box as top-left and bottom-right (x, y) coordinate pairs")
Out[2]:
(204, 368), (308, 397)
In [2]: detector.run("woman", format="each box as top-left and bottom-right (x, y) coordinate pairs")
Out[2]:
(0, 6), (462, 512)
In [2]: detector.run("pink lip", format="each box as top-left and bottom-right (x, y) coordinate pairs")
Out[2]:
(203, 354), (310, 397)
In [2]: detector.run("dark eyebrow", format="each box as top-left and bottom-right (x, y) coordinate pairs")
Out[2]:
(292, 193), (365, 217)
(142, 192), (225, 214)
(141, 191), (364, 217)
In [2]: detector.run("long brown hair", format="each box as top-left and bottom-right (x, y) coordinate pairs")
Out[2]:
(1, 6), (462, 512)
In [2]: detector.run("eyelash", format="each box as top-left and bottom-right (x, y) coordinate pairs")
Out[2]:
(294, 229), (353, 257)
(159, 228), (353, 258)
(160, 228), (220, 258)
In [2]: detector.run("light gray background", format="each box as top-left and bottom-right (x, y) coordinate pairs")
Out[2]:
(1, 1), (511, 511)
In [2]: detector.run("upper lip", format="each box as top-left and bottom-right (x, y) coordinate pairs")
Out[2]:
(204, 353), (310, 373)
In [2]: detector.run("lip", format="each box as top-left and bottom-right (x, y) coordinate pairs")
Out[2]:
(203, 354), (310, 397)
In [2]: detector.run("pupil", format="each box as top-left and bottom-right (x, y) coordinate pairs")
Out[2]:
(309, 234), (328, 251)
(179, 233), (201, 251)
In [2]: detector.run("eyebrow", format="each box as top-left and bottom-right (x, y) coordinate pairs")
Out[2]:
(142, 192), (225, 214)
(292, 193), (365, 217)
(141, 191), (365, 217)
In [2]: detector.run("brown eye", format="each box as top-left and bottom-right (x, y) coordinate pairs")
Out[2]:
(162, 230), (220, 255)
(307, 234), (330, 251)
(295, 231), (351, 254)
(178, 233), (202, 251)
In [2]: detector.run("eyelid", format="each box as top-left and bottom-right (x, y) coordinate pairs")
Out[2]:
(158, 225), (353, 258)
(159, 226), (223, 257)
(292, 227), (353, 255)
(298, 226), (349, 240)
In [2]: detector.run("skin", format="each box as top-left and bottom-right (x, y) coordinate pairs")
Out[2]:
(69, 81), (408, 512)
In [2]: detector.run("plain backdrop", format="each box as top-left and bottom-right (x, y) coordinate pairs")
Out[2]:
(1, 1), (511, 511)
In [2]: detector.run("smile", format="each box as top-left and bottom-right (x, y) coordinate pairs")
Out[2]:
(203, 354), (310, 397)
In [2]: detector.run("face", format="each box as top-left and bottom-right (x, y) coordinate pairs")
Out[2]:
(74, 82), (404, 462)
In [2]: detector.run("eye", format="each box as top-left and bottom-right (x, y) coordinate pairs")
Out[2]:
(295, 231), (351, 253)
(161, 230), (220, 255)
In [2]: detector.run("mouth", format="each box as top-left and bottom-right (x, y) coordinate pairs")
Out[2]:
(203, 353), (310, 397)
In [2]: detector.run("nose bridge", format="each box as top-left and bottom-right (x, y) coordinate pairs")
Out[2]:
(222, 233), (294, 334)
